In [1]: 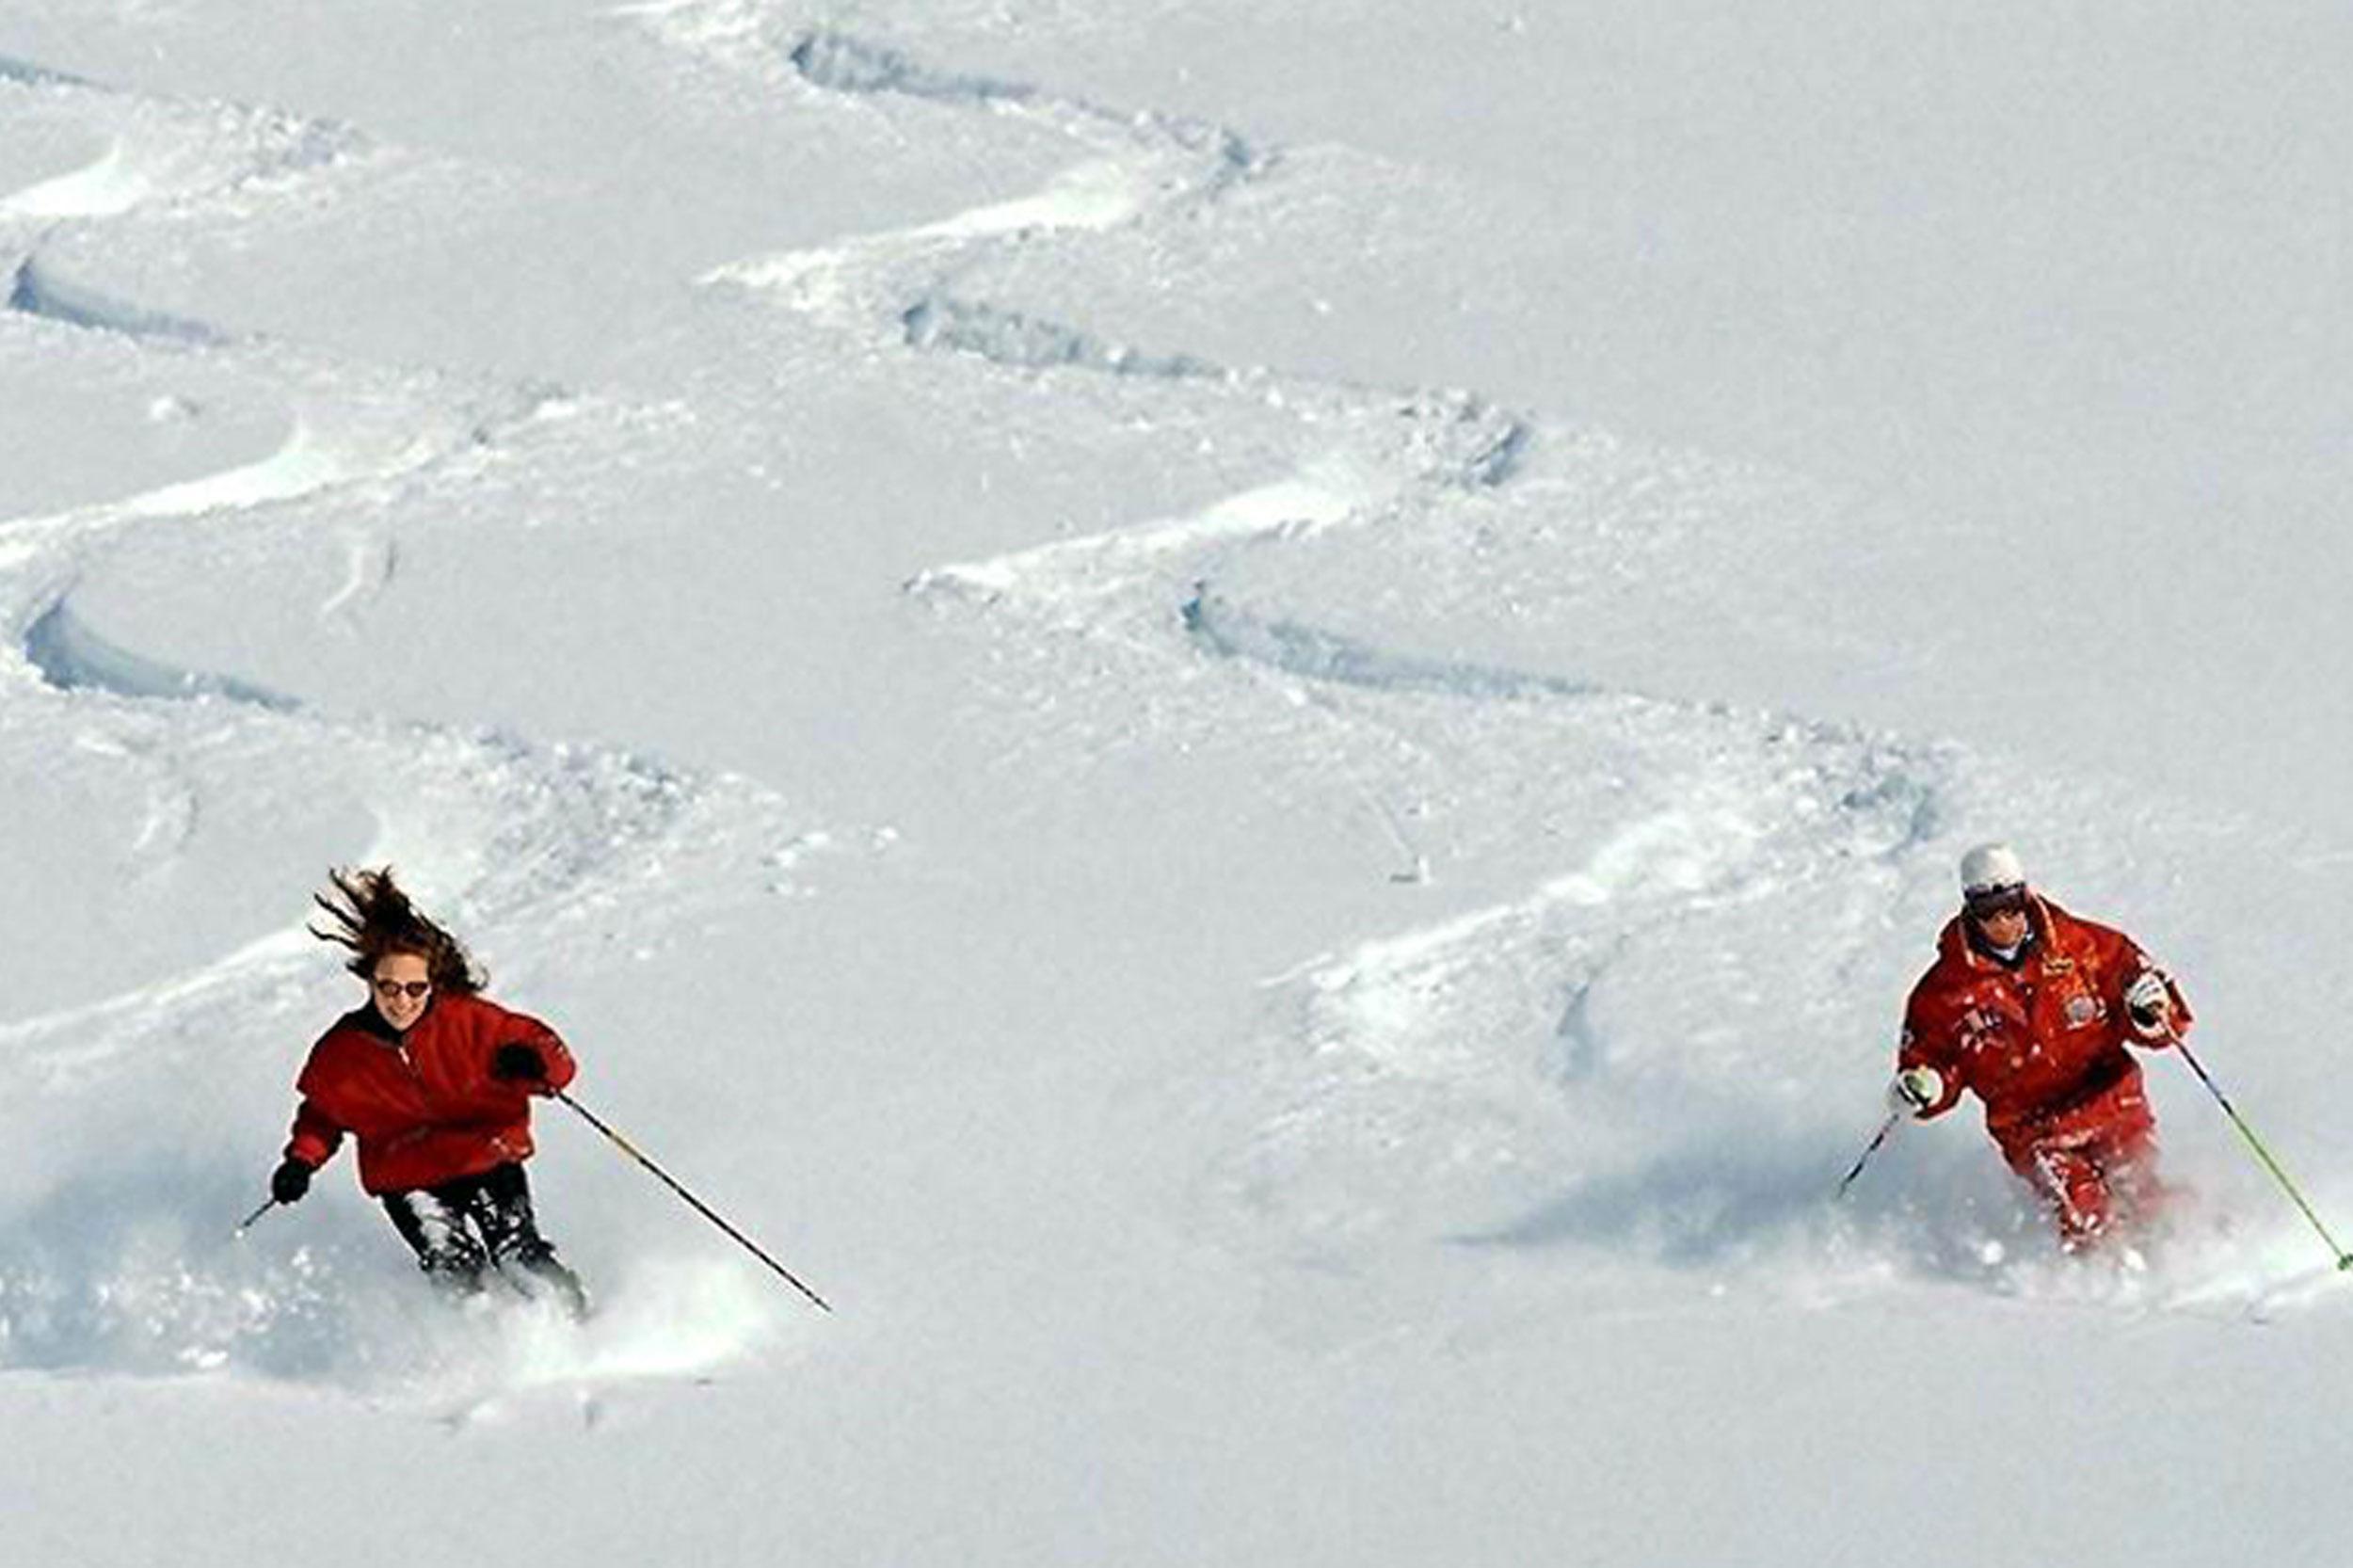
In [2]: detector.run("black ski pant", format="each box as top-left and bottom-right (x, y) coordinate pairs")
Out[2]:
(379, 1160), (575, 1301)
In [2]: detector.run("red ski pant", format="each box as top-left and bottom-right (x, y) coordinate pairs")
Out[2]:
(1994, 1083), (2160, 1250)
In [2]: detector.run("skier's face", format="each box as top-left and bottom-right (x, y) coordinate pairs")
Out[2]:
(1973, 906), (2030, 950)
(369, 952), (432, 1032)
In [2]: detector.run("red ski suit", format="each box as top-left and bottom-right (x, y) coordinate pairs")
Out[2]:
(282, 991), (576, 1195)
(1898, 896), (2188, 1244)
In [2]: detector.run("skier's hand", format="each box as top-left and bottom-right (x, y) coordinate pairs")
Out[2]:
(491, 1042), (548, 1084)
(1890, 1065), (1945, 1117)
(270, 1158), (314, 1206)
(2123, 970), (2173, 1038)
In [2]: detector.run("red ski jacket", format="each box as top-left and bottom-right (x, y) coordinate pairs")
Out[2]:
(282, 991), (576, 1195)
(1897, 896), (2188, 1147)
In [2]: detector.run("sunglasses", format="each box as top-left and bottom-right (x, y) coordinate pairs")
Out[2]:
(372, 978), (432, 1000)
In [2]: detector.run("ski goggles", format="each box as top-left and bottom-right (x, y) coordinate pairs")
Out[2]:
(1963, 883), (2029, 918)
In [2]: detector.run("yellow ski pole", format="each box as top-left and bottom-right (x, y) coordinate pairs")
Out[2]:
(2169, 1030), (2353, 1272)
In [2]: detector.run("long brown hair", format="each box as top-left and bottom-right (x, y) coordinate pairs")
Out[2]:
(310, 867), (485, 995)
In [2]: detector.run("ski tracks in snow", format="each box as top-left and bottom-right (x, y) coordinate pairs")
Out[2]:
(0, 55), (812, 1387)
(679, 18), (1262, 319)
(0, 66), (356, 224)
(647, 11), (2343, 1334)
(0, 60), (808, 1034)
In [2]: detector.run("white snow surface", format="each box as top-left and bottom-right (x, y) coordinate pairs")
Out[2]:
(4, 3), (2352, 1564)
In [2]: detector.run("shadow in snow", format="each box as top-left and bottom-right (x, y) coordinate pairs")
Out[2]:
(8, 258), (228, 345)
(1552, 969), (1613, 1082)
(1465, 420), (1534, 488)
(904, 294), (1229, 380)
(26, 599), (298, 710)
(1454, 1122), (2063, 1296)
(0, 55), (94, 88)
(1457, 1142), (1840, 1266)
(789, 30), (1038, 106)
(787, 29), (1264, 185)
(0, 1153), (399, 1380)
(786, 26), (1271, 202)
(1184, 588), (1598, 702)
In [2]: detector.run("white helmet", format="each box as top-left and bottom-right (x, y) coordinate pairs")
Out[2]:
(1959, 842), (2028, 909)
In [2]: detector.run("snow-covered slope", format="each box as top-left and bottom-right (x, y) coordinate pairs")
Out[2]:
(6, 4), (2353, 1565)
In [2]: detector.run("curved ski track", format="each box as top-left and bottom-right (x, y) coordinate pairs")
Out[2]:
(648, 13), (2343, 1328)
(0, 56), (813, 1380)
(0, 62), (806, 1064)
(0, 18), (2319, 1380)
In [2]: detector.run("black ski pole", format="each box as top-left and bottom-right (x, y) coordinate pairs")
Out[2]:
(235, 1197), (279, 1235)
(555, 1089), (832, 1313)
(1836, 1110), (1902, 1200)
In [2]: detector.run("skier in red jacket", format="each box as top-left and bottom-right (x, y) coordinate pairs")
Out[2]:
(1892, 844), (2190, 1253)
(264, 868), (587, 1314)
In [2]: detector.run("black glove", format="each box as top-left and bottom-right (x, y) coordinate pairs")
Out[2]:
(491, 1042), (548, 1083)
(270, 1158), (314, 1206)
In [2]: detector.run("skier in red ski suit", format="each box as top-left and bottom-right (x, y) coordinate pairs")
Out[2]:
(264, 869), (586, 1313)
(1892, 844), (2189, 1252)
